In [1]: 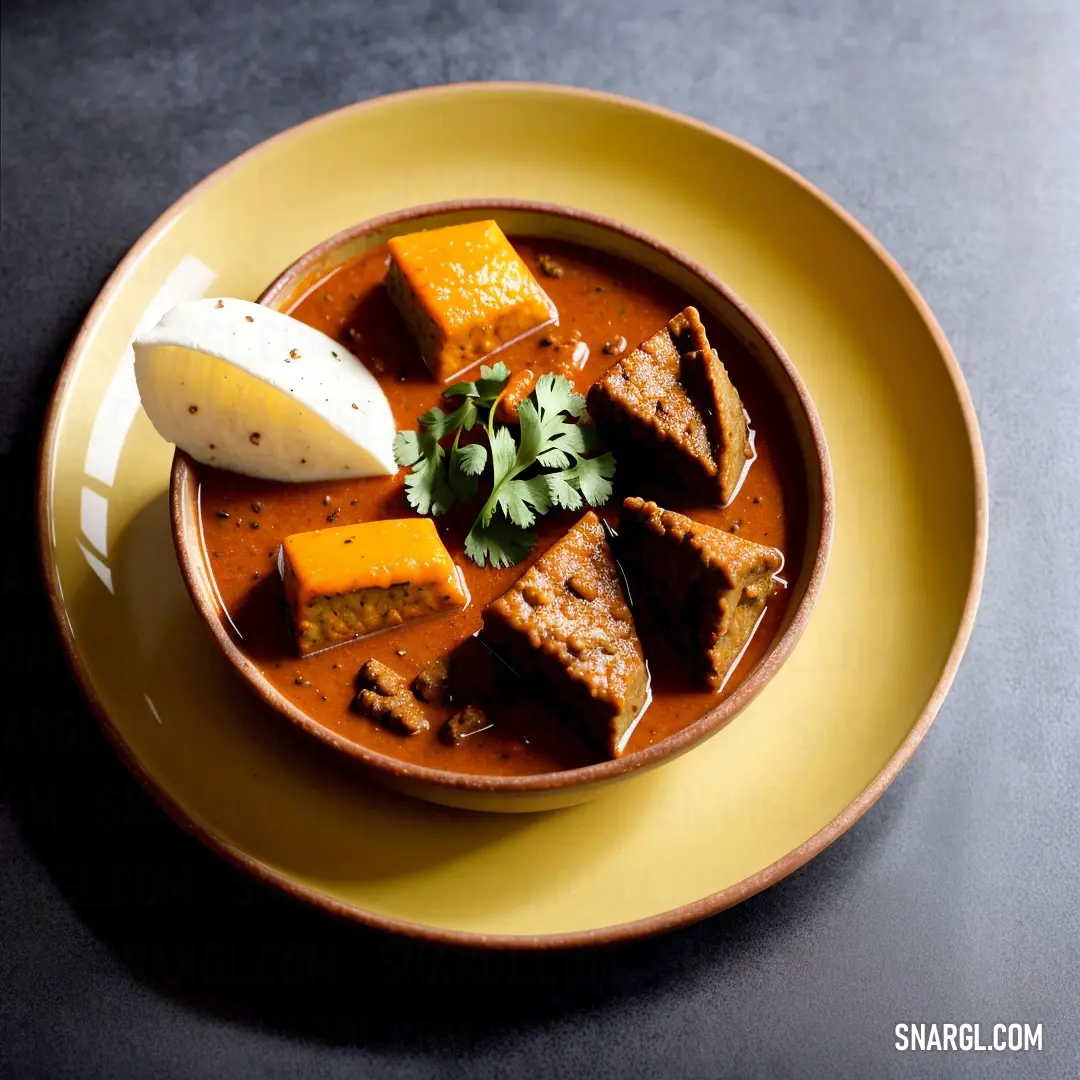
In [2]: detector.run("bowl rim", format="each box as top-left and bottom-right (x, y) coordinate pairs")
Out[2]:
(170, 196), (835, 795)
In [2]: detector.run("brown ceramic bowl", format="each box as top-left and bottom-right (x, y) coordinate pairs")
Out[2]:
(171, 200), (833, 813)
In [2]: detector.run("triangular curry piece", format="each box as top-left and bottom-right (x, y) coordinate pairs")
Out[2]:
(618, 498), (783, 690)
(587, 307), (752, 505)
(481, 511), (650, 758)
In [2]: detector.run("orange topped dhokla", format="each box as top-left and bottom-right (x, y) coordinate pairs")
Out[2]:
(280, 518), (468, 655)
(385, 220), (554, 382)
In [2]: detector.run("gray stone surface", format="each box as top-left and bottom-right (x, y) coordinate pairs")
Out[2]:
(2, 0), (1078, 1077)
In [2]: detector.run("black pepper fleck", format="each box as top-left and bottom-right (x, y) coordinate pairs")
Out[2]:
(322, 496), (331, 505)
(216, 511), (229, 519)
(250, 521), (260, 530)
(251, 501), (262, 513)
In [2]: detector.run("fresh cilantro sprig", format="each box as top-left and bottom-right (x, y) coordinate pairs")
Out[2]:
(392, 362), (510, 515)
(392, 366), (616, 569)
(464, 374), (615, 567)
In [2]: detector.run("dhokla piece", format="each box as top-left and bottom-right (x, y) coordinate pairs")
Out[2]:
(280, 518), (467, 655)
(385, 220), (555, 382)
(481, 511), (649, 758)
(587, 307), (753, 505)
(618, 498), (783, 690)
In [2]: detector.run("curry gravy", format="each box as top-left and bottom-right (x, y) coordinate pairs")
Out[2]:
(195, 239), (805, 775)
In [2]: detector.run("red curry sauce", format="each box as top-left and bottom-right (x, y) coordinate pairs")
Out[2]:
(195, 239), (805, 775)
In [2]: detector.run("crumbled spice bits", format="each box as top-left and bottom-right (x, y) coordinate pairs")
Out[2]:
(352, 659), (427, 735)
(537, 253), (565, 278)
(442, 704), (491, 744)
(412, 658), (449, 704)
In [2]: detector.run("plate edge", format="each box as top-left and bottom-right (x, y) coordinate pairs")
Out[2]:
(34, 81), (989, 950)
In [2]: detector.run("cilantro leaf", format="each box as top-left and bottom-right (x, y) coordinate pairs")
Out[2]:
(454, 441), (488, 476)
(420, 399), (477, 438)
(464, 515), (537, 569)
(566, 451), (617, 506)
(535, 445), (572, 469)
(543, 470), (585, 511)
(448, 442), (487, 501)
(482, 425), (520, 526)
(393, 430), (423, 468)
(496, 476), (553, 529)
(402, 428), (456, 516)
(533, 372), (586, 419)
(444, 362), (511, 405)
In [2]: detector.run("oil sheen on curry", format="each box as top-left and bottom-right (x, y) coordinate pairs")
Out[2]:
(196, 226), (805, 776)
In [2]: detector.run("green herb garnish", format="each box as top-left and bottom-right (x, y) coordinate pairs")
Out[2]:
(392, 364), (616, 568)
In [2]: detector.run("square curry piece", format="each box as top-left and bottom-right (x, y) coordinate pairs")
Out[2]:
(280, 518), (467, 656)
(617, 498), (783, 689)
(385, 220), (554, 382)
(481, 511), (650, 758)
(587, 307), (752, 506)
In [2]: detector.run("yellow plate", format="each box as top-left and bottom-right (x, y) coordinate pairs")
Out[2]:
(37, 83), (986, 947)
